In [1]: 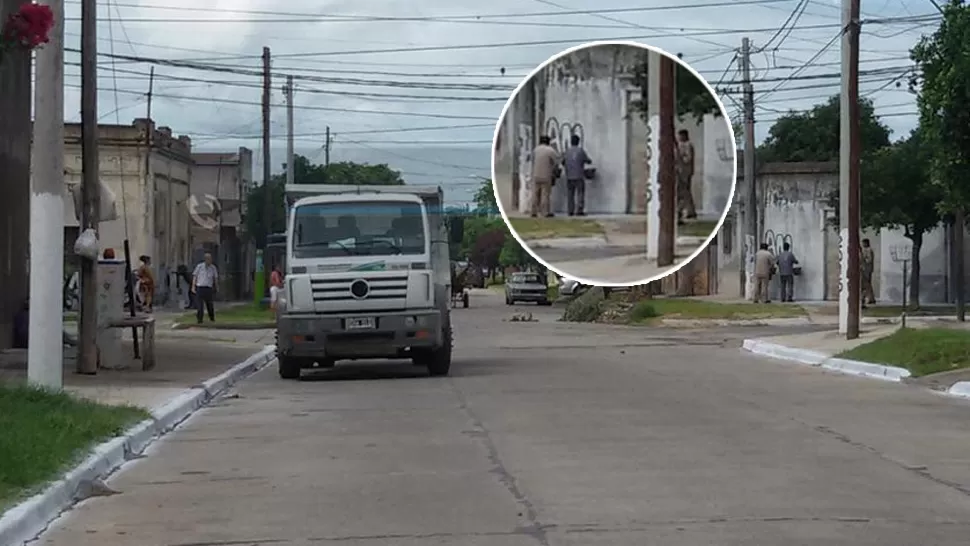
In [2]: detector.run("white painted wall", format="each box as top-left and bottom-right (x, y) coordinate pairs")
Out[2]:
(701, 113), (734, 218)
(878, 226), (956, 304)
(542, 77), (627, 214)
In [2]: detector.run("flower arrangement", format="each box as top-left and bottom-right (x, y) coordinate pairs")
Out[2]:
(0, 2), (54, 65)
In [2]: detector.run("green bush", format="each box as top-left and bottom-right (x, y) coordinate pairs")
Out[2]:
(561, 287), (606, 322)
(629, 301), (659, 321)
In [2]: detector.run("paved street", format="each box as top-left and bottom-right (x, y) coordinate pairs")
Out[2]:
(37, 289), (970, 545)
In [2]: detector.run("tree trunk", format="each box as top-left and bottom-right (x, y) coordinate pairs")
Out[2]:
(908, 231), (922, 309)
(0, 0), (33, 350)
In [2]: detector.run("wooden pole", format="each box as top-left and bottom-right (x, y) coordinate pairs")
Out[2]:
(77, 0), (100, 374)
(657, 53), (676, 267)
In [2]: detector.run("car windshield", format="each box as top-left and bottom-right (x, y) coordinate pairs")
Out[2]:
(512, 273), (540, 284)
(292, 200), (426, 258)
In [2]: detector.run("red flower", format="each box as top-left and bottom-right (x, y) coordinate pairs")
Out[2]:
(2, 3), (54, 51)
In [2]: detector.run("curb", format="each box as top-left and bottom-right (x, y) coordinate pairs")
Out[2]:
(0, 344), (278, 546)
(742, 338), (911, 382)
(526, 236), (608, 249)
(663, 317), (813, 328)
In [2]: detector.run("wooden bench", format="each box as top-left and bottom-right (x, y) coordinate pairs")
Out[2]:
(107, 316), (156, 371)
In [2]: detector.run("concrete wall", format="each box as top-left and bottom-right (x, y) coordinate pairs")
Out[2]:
(542, 76), (628, 214)
(701, 113), (734, 218)
(877, 224), (970, 305)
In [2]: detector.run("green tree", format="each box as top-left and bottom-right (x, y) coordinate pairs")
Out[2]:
(859, 129), (942, 306)
(284, 154), (406, 185)
(911, 0), (970, 212)
(243, 180), (286, 246)
(472, 178), (498, 214)
(498, 236), (531, 268)
(631, 53), (724, 123)
(758, 94), (891, 162)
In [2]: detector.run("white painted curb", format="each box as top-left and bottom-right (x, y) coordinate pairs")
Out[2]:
(742, 338), (911, 382)
(664, 317), (813, 328)
(0, 344), (277, 546)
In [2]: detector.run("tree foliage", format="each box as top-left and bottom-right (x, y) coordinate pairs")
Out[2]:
(472, 178), (498, 214)
(243, 180), (286, 246)
(631, 53), (724, 123)
(911, 0), (970, 212)
(285, 154), (406, 186)
(758, 94), (891, 163)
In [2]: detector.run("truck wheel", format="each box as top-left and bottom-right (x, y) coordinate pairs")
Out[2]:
(278, 355), (301, 379)
(423, 326), (452, 377)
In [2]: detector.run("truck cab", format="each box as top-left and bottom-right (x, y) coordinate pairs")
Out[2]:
(274, 184), (459, 379)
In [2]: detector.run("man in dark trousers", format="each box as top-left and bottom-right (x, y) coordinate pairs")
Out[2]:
(776, 242), (799, 302)
(191, 252), (219, 324)
(675, 129), (698, 224)
(563, 134), (592, 216)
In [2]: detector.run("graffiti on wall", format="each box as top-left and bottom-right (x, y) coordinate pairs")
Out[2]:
(763, 229), (794, 256)
(714, 137), (734, 162)
(644, 119), (654, 203)
(544, 117), (584, 154)
(517, 123), (534, 211)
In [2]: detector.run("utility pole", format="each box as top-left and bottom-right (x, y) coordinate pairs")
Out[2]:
(254, 46), (272, 304)
(741, 37), (758, 300)
(77, 0), (100, 374)
(28, 0), (65, 388)
(657, 53), (676, 267)
(956, 210), (965, 321)
(126, 66), (155, 360)
(284, 75), (294, 185)
(324, 126), (331, 167)
(839, 0), (861, 339)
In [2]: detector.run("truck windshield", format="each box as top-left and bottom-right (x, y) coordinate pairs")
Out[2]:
(291, 200), (427, 258)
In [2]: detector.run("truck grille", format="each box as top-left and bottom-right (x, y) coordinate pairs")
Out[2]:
(311, 273), (409, 304)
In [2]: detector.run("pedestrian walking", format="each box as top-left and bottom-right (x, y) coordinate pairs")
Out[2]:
(136, 255), (155, 312)
(861, 238), (876, 307)
(675, 129), (697, 224)
(753, 243), (775, 303)
(191, 252), (218, 324)
(563, 134), (592, 216)
(530, 136), (561, 218)
(776, 243), (799, 302)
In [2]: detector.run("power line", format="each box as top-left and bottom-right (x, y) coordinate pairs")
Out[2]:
(66, 0), (792, 26)
(62, 83), (498, 120)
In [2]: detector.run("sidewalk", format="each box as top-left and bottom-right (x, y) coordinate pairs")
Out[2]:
(551, 252), (692, 284)
(0, 337), (267, 409)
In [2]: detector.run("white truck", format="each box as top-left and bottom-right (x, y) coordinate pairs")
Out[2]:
(274, 184), (462, 379)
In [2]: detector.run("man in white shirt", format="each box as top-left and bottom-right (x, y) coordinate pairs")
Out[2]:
(191, 253), (218, 324)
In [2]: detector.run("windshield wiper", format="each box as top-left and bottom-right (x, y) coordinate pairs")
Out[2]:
(357, 239), (404, 254)
(296, 241), (355, 255)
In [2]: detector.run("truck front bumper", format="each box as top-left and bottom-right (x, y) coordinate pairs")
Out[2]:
(277, 309), (442, 360)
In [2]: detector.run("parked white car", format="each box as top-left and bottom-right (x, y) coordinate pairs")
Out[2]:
(558, 277), (588, 296)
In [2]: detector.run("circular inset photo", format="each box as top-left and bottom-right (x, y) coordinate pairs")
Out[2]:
(491, 40), (737, 286)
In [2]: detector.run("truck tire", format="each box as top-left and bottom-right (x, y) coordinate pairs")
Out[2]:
(417, 326), (452, 377)
(278, 355), (301, 379)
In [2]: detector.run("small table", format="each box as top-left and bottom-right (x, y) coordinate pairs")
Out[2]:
(107, 316), (156, 370)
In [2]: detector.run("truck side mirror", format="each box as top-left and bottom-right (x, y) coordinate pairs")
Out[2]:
(449, 217), (464, 244)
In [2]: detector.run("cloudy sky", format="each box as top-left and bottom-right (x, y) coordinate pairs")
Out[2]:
(55, 0), (935, 203)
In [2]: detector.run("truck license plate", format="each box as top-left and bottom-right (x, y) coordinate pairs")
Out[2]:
(345, 317), (376, 330)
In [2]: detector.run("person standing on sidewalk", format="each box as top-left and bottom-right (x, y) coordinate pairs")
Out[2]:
(563, 134), (592, 216)
(530, 136), (560, 218)
(191, 253), (218, 324)
(776, 243), (799, 302)
(269, 263), (284, 310)
(753, 243), (776, 303)
(675, 129), (698, 224)
(861, 238), (876, 307)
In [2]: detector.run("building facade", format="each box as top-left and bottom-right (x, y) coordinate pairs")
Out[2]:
(190, 148), (255, 300)
(62, 118), (194, 305)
